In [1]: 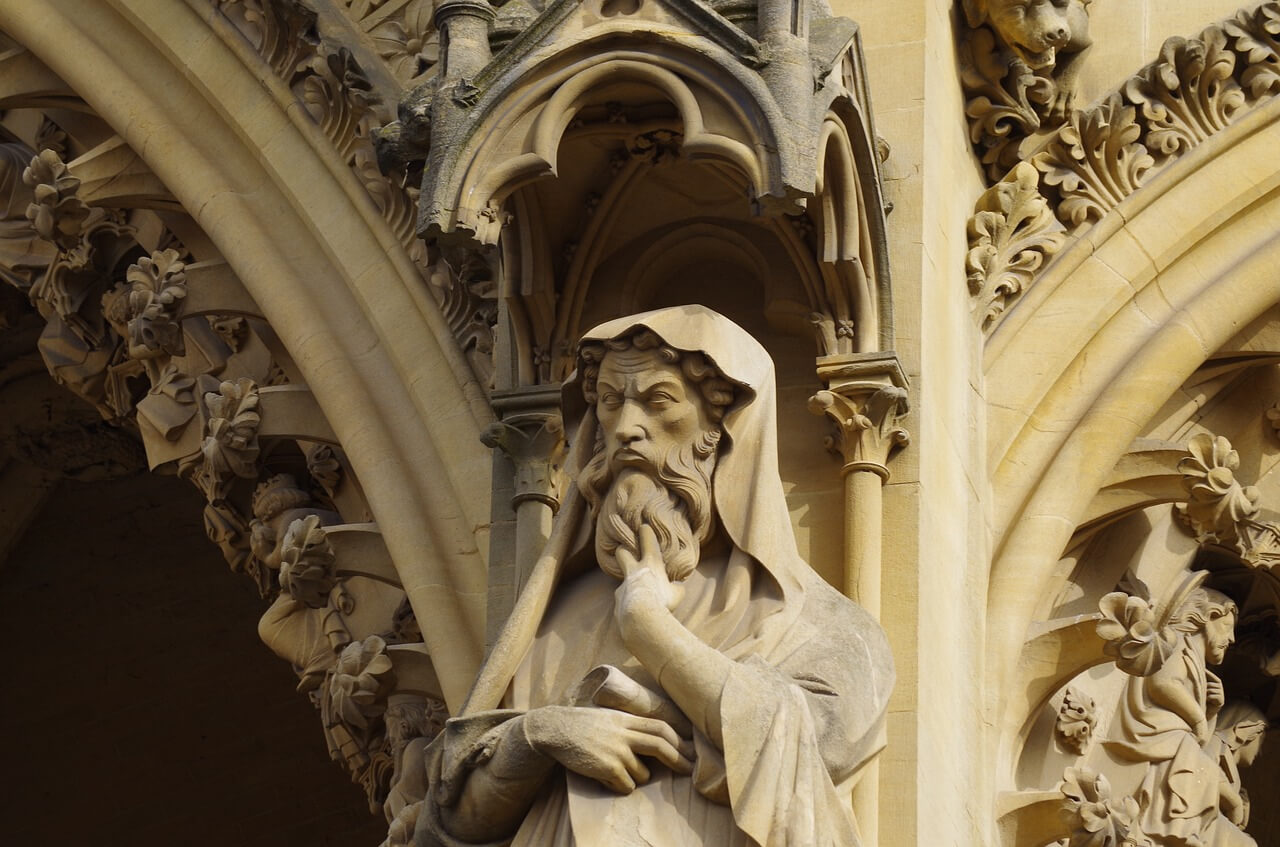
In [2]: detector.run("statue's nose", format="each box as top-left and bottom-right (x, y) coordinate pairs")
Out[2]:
(615, 402), (646, 443)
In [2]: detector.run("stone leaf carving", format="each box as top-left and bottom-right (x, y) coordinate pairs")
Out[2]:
(1123, 29), (1246, 163)
(299, 47), (380, 164)
(1097, 591), (1175, 676)
(279, 513), (340, 609)
(197, 377), (261, 501)
(216, 0), (318, 80)
(1056, 686), (1097, 756)
(22, 149), (89, 251)
(125, 248), (187, 358)
(328, 635), (395, 730)
(1177, 432), (1261, 546)
(321, 635), (399, 810)
(306, 442), (344, 499)
(1223, 2), (1280, 99)
(967, 161), (1067, 330)
(369, 0), (439, 85)
(1034, 94), (1155, 229)
(1061, 767), (1154, 847)
(957, 24), (1057, 183)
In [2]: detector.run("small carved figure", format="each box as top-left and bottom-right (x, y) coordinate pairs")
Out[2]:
(963, 0), (1095, 120)
(1207, 702), (1268, 835)
(416, 306), (894, 846)
(1100, 573), (1253, 847)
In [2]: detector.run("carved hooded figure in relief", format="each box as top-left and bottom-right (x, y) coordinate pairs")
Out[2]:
(415, 305), (894, 847)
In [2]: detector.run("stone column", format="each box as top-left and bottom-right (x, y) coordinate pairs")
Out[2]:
(482, 386), (566, 643)
(808, 351), (909, 847)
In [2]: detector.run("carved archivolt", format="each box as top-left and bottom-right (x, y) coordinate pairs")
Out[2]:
(1004, 430), (1280, 847)
(0, 15), (461, 829)
(968, 1), (1280, 335)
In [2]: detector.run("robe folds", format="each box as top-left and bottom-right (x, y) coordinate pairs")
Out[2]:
(415, 305), (894, 847)
(422, 549), (890, 846)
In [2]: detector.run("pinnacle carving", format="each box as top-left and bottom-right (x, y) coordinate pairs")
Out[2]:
(966, 162), (1067, 330)
(809, 385), (910, 481)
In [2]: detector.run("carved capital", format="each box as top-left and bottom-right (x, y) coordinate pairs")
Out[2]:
(481, 412), (566, 510)
(809, 353), (910, 482)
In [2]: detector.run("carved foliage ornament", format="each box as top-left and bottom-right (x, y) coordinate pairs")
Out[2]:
(279, 513), (340, 609)
(966, 161), (1067, 330)
(968, 2), (1280, 333)
(1033, 94), (1154, 229)
(1061, 767), (1154, 847)
(23, 149), (88, 251)
(1177, 432), (1261, 546)
(197, 377), (262, 501)
(125, 248), (188, 358)
(1057, 686), (1098, 756)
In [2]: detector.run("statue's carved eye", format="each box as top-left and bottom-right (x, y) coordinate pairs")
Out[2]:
(600, 392), (623, 409)
(648, 391), (676, 407)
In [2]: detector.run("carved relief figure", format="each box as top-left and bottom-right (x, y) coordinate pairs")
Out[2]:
(1099, 574), (1253, 847)
(416, 306), (894, 846)
(963, 0), (1095, 118)
(1207, 702), (1268, 836)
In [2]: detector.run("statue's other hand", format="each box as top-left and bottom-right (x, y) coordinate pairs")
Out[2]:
(523, 704), (694, 794)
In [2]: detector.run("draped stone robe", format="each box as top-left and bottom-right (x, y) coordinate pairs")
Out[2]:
(426, 547), (888, 847)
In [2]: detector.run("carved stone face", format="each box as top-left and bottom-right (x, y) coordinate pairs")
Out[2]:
(1204, 608), (1237, 665)
(595, 348), (713, 476)
(985, 0), (1084, 69)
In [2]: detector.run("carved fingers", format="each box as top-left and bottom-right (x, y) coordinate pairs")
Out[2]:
(615, 525), (680, 613)
(523, 704), (694, 794)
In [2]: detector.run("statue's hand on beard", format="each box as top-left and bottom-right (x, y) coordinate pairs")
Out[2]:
(616, 524), (682, 613)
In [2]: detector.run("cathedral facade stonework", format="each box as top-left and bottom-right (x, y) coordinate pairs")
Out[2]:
(0, 1), (1278, 845)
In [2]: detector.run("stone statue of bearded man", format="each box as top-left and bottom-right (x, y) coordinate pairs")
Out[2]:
(416, 305), (894, 847)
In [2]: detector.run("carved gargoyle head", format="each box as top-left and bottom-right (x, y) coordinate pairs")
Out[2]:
(962, 0), (1092, 70)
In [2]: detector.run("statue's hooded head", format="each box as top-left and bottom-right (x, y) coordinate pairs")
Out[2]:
(461, 306), (811, 715)
(564, 304), (806, 599)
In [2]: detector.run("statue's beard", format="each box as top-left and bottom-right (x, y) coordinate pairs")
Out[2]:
(579, 429), (720, 582)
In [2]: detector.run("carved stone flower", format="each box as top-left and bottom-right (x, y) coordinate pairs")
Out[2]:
(202, 378), (261, 482)
(370, 0), (439, 84)
(1097, 592), (1174, 676)
(328, 635), (396, 730)
(1056, 687), (1097, 755)
(22, 149), (89, 249)
(126, 248), (188, 357)
(1062, 767), (1153, 847)
(278, 513), (336, 608)
(1177, 432), (1260, 544)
